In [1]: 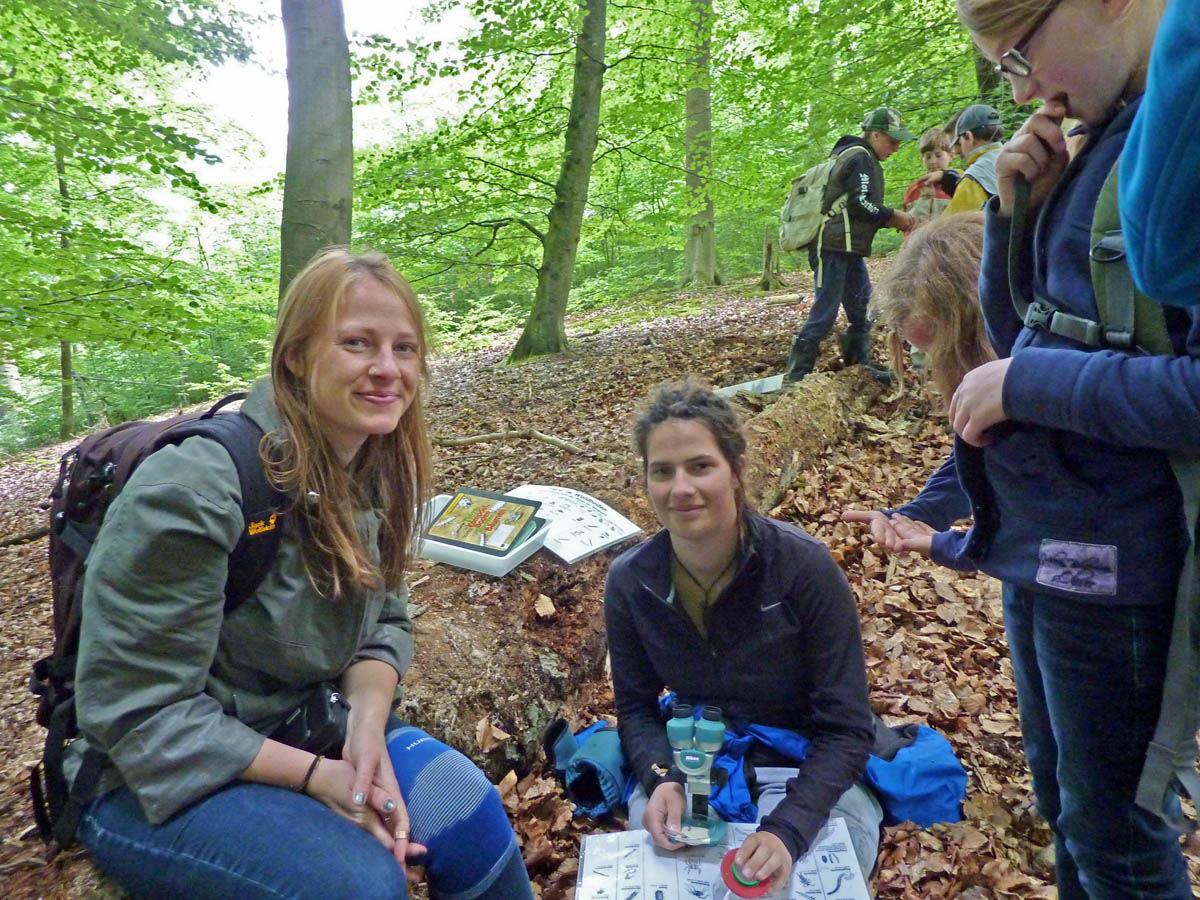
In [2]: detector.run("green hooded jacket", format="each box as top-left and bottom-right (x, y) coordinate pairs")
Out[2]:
(67, 377), (414, 824)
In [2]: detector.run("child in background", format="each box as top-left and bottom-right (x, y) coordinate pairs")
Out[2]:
(873, 212), (995, 405)
(901, 128), (957, 236)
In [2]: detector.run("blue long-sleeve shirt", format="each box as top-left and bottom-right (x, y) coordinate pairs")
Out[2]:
(903, 98), (1200, 604)
(1119, 0), (1200, 306)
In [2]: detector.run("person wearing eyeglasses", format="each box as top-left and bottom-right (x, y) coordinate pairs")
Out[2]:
(944, 105), (1005, 214)
(860, 1), (1196, 897)
(1119, 0), (1200, 307)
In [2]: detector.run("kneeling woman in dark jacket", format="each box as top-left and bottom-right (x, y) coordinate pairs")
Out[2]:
(604, 379), (882, 885)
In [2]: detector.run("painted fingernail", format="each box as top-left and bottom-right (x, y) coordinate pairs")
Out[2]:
(354, 791), (365, 804)
(384, 799), (396, 812)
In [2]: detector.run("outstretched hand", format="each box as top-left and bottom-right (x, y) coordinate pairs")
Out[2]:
(841, 509), (907, 554)
(889, 514), (936, 557)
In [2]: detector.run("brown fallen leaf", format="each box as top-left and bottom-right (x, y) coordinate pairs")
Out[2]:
(498, 769), (519, 810)
(476, 716), (513, 752)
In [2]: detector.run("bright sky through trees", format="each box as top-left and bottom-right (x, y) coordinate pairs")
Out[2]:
(181, 0), (472, 186)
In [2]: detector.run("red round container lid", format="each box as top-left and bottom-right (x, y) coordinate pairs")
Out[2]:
(720, 849), (772, 899)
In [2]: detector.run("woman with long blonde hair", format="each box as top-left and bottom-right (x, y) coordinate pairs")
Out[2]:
(68, 248), (533, 899)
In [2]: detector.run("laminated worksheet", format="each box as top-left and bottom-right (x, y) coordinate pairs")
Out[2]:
(576, 818), (869, 900)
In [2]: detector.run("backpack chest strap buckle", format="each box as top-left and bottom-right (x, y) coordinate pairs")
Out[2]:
(1024, 298), (1105, 347)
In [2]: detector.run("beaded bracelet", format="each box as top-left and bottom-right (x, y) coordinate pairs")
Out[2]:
(298, 753), (323, 794)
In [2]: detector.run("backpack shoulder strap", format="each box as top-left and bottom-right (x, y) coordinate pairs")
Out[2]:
(1086, 159), (1200, 832)
(1008, 160), (1175, 352)
(153, 394), (289, 614)
(1008, 179), (1107, 346)
(1089, 158), (1173, 355)
(823, 144), (872, 204)
(819, 145), (875, 257)
(1136, 453), (1200, 833)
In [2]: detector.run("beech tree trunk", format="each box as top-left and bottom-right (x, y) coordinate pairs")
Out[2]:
(508, 0), (607, 362)
(973, 48), (1003, 99)
(279, 0), (352, 300)
(59, 341), (74, 439)
(758, 233), (784, 291)
(680, 0), (720, 287)
(54, 140), (75, 439)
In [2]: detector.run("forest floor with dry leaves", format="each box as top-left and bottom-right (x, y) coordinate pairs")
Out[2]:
(2, 267), (1198, 899)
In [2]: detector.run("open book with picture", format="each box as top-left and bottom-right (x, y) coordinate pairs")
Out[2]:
(505, 484), (642, 565)
(422, 488), (545, 557)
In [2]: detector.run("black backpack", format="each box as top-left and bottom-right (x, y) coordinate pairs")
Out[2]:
(29, 393), (288, 850)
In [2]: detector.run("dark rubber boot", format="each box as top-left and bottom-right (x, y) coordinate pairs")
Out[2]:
(840, 331), (894, 383)
(785, 336), (820, 383)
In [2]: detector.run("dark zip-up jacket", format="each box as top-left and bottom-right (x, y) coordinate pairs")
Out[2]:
(901, 97), (1200, 605)
(817, 135), (895, 257)
(604, 513), (873, 863)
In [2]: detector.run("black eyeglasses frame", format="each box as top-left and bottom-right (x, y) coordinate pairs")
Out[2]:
(994, 0), (1063, 79)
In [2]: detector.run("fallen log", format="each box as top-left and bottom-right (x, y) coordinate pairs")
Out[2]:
(736, 369), (887, 513)
(433, 428), (626, 465)
(0, 525), (49, 548)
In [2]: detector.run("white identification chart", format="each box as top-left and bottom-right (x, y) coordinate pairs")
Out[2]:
(506, 484), (642, 564)
(576, 818), (870, 900)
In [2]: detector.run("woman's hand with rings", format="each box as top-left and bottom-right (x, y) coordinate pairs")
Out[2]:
(306, 754), (426, 880)
(305, 756), (392, 840)
(340, 708), (422, 871)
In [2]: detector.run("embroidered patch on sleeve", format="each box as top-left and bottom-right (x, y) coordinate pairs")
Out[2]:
(1035, 539), (1118, 596)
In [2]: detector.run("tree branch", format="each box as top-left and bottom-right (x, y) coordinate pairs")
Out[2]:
(433, 428), (625, 465)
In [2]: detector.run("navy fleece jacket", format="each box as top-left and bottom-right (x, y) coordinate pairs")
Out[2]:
(604, 513), (873, 863)
(899, 97), (1200, 605)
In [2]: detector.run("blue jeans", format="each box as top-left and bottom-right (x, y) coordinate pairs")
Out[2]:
(1002, 584), (1190, 899)
(796, 247), (870, 343)
(79, 725), (533, 900)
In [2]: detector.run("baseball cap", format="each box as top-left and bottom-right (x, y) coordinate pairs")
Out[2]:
(862, 107), (916, 142)
(955, 104), (1002, 139)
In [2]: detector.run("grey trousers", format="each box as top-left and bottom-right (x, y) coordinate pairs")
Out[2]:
(627, 767), (882, 886)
